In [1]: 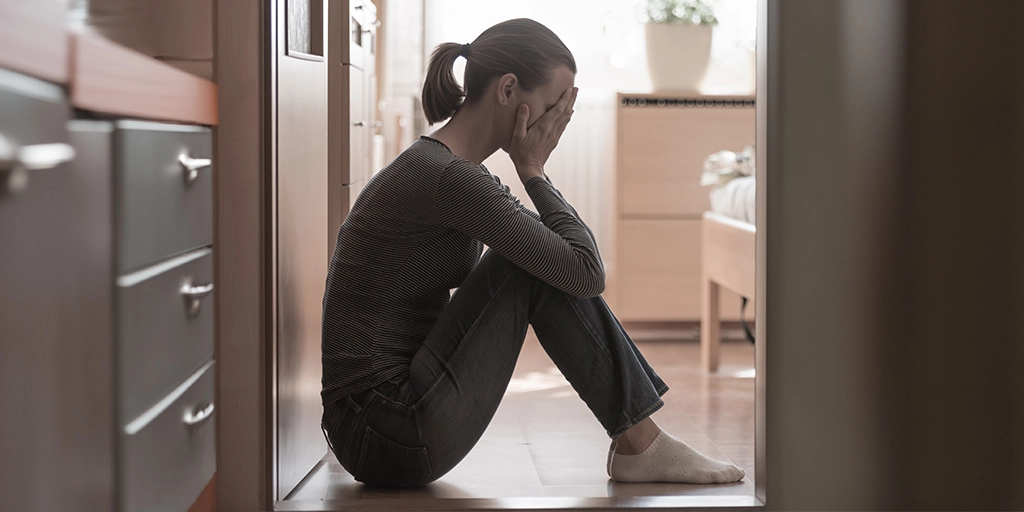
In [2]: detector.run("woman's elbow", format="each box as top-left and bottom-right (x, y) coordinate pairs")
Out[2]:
(564, 255), (605, 298)
(577, 269), (606, 299)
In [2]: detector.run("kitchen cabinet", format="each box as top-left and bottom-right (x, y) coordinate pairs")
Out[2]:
(0, 14), (218, 509)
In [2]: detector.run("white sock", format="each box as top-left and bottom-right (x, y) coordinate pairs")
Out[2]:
(607, 430), (745, 484)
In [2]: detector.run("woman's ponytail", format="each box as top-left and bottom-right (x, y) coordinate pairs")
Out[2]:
(422, 42), (466, 125)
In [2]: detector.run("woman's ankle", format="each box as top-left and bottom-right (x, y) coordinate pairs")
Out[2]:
(614, 418), (661, 455)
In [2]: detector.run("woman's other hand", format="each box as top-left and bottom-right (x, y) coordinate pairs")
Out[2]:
(509, 86), (578, 183)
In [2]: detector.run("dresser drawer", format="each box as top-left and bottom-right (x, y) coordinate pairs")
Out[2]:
(618, 219), (701, 320)
(121, 361), (215, 512)
(117, 248), (214, 424)
(618, 104), (754, 216)
(114, 120), (212, 274)
(616, 218), (748, 322)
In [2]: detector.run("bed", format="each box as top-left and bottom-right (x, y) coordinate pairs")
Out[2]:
(700, 176), (757, 372)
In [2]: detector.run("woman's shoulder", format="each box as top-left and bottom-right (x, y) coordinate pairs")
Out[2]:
(379, 137), (500, 199)
(384, 137), (471, 177)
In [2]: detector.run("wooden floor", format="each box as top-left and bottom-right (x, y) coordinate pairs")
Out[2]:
(286, 333), (755, 506)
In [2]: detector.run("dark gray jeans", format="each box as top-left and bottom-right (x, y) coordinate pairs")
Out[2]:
(321, 250), (668, 488)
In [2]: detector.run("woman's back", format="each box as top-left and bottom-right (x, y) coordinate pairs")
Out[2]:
(322, 136), (537, 405)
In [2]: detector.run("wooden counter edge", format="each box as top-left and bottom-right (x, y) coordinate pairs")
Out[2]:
(70, 31), (218, 126)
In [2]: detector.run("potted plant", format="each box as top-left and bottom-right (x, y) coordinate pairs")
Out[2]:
(643, 0), (719, 92)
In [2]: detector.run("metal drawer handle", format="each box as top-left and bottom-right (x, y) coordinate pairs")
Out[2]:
(183, 402), (214, 429)
(178, 150), (212, 186)
(353, 121), (366, 127)
(181, 281), (214, 316)
(0, 133), (75, 195)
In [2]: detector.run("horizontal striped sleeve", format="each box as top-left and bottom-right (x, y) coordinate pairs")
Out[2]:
(435, 161), (605, 298)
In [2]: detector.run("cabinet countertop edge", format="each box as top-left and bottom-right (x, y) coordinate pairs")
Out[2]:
(70, 31), (218, 126)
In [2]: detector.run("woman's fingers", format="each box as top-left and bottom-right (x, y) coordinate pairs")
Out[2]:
(554, 88), (577, 131)
(508, 88), (577, 180)
(558, 87), (577, 120)
(555, 88), (577, 129)
(548, 87), (578, 134)
(532, 88), (576, 153)
(566, 87), (578, 114)
(552, 86), (573, 114)
(512, 87), (577, 170)
(552, 109), (573, 144)
(556, 109), (573, 134)
(536, 87), (575, 129)
(513, 103), (530, 143)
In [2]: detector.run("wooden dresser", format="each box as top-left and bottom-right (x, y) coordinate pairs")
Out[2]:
(612, 93), (755, 322)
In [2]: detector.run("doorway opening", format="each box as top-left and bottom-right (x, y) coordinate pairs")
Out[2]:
(277, 0), (763, 509)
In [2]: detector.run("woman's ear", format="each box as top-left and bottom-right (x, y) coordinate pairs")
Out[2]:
(495, 73), (518, 105)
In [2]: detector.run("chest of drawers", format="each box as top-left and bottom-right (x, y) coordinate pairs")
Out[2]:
(72, 119), (217, 512)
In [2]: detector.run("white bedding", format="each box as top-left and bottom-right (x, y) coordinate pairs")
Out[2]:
(709, 176), (756, 224)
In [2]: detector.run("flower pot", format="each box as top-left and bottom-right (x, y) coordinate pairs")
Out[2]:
(645, 23), (713, 93)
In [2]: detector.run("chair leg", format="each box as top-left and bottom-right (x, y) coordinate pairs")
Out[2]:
(701, 278), (721, 372)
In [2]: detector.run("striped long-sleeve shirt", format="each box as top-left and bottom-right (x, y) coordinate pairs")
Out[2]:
(321, 136), (604, 405)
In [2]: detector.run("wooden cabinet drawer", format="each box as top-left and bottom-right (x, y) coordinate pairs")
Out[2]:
(618, 105), (754, 216)
(114, 120), (212, 274)
(618, 219), (701, 320)
(121, 361), (215, 512)
(617, 219), (750, 322)
(117, 248), (214, 424)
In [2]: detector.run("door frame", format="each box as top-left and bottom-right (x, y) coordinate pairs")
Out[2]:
(753, 0), (768, 504)
(214, 0), (275, 509)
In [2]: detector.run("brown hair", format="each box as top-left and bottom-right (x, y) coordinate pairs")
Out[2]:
(421, 18), (576, 125)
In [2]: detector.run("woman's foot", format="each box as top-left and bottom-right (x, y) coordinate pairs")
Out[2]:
(607, 419), (745, 484)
